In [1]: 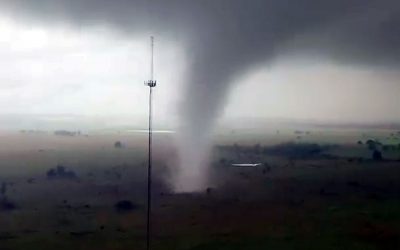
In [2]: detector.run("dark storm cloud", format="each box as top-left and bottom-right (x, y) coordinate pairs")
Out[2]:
(1, 0), (399, 191)
(2, 1), (400, 91)
(2, 1), (400, 62)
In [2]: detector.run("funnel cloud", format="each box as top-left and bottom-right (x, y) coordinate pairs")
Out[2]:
(1, 0), (400, 192)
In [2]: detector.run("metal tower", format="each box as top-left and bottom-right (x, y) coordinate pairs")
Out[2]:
(144, 36), (156, 250)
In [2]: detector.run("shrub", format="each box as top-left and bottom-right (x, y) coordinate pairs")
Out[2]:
(114, 141), (123, 148)
(366, 139), (377, 150)
(263, 142), (328, 159)
(372, 150), (383, 161)
(114, 200), (137, 213)
(0, 199), (16, 211)
(46, 165), (78, 180)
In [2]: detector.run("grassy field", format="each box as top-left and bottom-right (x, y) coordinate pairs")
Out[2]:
(0, 128), (399, 250)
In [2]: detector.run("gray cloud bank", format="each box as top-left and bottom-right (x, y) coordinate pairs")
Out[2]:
(1, 0), (399, 191)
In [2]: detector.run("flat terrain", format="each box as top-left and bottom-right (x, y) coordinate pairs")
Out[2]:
(0, 128), (399, 250)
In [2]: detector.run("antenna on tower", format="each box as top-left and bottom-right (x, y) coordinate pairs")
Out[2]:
(145, 36), (156, 87)
(144, 36), (156, 250)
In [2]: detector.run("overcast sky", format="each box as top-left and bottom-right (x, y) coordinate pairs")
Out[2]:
(0, 17), (184, 128)
(0, 0), (399, 130)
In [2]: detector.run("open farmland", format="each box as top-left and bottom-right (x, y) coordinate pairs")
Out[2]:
(0, 128), (399, 250)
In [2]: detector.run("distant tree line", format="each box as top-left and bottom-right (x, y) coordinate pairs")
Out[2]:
(217, 142), (333, 159)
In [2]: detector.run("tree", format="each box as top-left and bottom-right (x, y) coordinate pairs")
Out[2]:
(372, 150), (383, 161)
(114, 141), (123, 148)
(366, 139), (377, 150)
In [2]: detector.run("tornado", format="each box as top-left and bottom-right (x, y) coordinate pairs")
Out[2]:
(1, 0), (399, 192)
